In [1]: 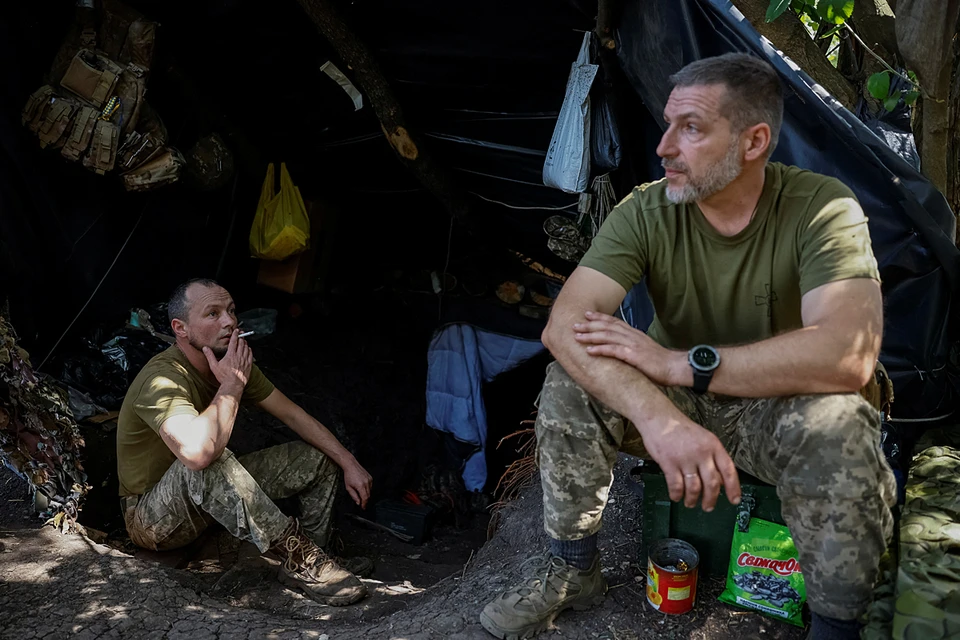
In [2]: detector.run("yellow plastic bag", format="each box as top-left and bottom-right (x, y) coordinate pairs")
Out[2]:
(249, 162), (310, 261)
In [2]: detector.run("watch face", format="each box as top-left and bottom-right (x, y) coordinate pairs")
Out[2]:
(691, 346), (719, 371)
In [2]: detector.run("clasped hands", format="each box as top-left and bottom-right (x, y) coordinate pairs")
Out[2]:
(571, 310), (740, 512)
(573, 310), (682, 386)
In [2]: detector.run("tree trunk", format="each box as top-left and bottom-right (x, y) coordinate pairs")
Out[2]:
(734, 0), (857, 108)
(919, 63), (953, 202)
(293, 0), (483, 237)
(896, 1), (960, 219)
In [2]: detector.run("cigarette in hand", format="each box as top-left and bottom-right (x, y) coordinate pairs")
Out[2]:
(238, 330), (255, 339)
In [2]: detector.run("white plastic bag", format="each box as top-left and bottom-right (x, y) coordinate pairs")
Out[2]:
(543, 33), (598, 194)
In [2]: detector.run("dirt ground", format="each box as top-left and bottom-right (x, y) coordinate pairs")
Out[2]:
(0, 455), (807, 639)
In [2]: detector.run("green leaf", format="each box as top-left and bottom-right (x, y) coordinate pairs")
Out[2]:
(883, 94), (901, 112)
(814, 0), (855, 25)
(904, 90), (920, 106)
(907, 70), (918, 84)
(868, 72), (891, 100)
(767, 0), (792, 22)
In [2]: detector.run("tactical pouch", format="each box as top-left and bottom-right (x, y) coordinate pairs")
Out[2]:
(22, 85), (57, 131)
(113, 69), (145, 135)
(860, 361), (895, 417)
(60, 50), (121, 108)
(62, 106), (100, 162)
(82, 120), (120, 174)
(37, 95), (80, 149)
(122, 146), (184, 191)
(119, 19), (158, 73)
(117, 130), (163, 170)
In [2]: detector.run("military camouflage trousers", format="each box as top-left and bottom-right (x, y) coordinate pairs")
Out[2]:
(123, 441), (341, 553)
(536, 361), (896, 620)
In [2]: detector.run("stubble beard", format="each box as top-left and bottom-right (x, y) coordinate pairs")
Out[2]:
(664, 141), (743, 204)
(189, 337), (227, 359)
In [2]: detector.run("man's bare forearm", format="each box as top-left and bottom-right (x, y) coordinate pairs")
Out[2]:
(546, 308), (687, 431)
(194, 383), (242, 463)
(666, 324), (880, 397)
(288, 411), (359, 470)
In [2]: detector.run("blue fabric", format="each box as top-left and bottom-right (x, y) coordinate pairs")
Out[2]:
(426, 323), (545, 491)
(620, 280), (654, 332)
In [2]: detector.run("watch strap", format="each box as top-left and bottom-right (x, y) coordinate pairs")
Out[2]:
(692, 368), (714, 394)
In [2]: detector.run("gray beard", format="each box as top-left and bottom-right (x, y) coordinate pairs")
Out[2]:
(665, 142), (743, 204)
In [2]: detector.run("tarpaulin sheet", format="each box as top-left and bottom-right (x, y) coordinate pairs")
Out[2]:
(426, 323), (544, 491)
(614, 0), (960, 420)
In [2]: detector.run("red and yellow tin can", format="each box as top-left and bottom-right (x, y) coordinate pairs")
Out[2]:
(646, 538), (700, 615)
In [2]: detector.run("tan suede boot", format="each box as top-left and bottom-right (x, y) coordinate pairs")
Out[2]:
(269, 519), (367, 606)
(480, 553), (606, 639)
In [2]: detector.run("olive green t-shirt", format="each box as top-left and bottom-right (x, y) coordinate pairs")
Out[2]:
(579, 162), (880, 349)
(117, 346), (275, 496)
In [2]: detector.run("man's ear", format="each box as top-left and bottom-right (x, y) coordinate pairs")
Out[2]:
(743, 123), (772, 162)
(171, 318), (188, 339)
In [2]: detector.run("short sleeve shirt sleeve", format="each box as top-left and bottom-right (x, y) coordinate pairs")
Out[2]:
(798, 190), (880, 295)
(578, 190), (648, 291)
(133, 366), (200, 434)
(242, 364), (275, 404)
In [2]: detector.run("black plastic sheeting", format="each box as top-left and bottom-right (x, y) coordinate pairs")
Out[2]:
(616, 0), (960, 420)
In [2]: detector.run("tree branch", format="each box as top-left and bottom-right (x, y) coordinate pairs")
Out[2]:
(294, 0), (484, 238)
(735, 0), (857, 108)
(851, 0), (900, 63)
(595, 0), (621, 50)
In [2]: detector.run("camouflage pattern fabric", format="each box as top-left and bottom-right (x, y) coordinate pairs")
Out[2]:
(889, 444), (960, 639)
(535, 361), (896, 620)
(861, 546), (899, 639)
(124, 441), (341, 552)
(543, 215), (592, 263)
(0, 314), (88, 526)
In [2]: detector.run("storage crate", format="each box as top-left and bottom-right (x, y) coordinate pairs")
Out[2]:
(633, 463), (784, 576)
(375, 499), (434, 545)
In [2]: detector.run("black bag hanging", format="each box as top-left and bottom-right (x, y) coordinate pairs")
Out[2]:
(589, 35), (621, 175)
(590, 84), (621, 174)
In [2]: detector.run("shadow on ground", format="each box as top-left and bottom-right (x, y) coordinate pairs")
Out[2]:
(0, 455), (807, 640)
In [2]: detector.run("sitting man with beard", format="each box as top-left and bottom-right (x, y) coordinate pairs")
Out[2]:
(117, 278), (374, 606)
(479, 53), (895, 640)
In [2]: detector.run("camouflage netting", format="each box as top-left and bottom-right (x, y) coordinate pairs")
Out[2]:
(863, 426), (960, 640)
(0, 314), (88, 528)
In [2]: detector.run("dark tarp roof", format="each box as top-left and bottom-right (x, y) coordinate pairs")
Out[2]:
(0, 0), (957, 419)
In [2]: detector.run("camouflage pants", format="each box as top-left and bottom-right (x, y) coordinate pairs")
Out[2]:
(536, 361), (896, 620)
(123, 441), (341, 553)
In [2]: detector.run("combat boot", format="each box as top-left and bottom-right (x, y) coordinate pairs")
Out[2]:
(269, 519), (367, 606)
(480, 553), (606, 639)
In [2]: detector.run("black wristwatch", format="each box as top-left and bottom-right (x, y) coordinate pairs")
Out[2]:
(688, 344), (720, 394)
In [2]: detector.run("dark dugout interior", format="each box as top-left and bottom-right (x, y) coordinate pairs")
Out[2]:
(2, 0), (959, 534)
(1, 0), (656, 531)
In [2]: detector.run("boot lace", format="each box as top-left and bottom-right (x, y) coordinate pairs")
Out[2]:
(283, 534), (333, 575)
(516, 553), (568, 599)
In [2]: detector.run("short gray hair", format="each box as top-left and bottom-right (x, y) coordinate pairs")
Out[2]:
(168, 278), (221, 324)
(669, 53), (784, 156)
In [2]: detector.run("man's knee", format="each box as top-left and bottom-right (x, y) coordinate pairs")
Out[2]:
(288, 440), (339, 481)
(190, 448), (268, 503)
(536, 361), (624, 444)
(774, 393), (889, 498)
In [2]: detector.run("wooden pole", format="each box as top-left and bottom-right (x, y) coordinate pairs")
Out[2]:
(294, 0), (484, 238)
